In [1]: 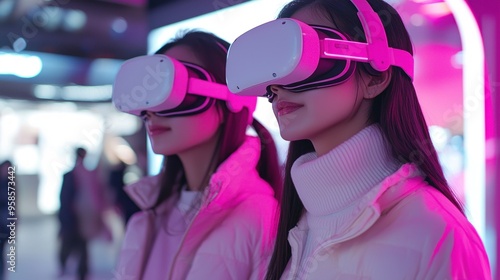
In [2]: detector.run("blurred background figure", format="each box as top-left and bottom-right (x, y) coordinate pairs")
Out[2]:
(58, 148), (111, 280)
(0, 160), (14, 280)
(107, 160), (140, 225)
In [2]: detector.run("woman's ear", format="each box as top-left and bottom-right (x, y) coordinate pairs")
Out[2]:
(363, 70), (392, 99)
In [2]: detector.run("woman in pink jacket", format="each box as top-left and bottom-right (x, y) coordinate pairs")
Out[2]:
(112, 31), (281, 279)
(225, 0), (492, 279)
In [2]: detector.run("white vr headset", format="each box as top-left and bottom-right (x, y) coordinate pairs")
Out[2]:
(112, 54), (256, 122)
(226, 0), (414, 96)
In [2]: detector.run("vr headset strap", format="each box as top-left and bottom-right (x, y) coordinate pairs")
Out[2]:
(321, 39), (369, 61)
(321, 39), (414, 80)
(187, 78), (256, 123)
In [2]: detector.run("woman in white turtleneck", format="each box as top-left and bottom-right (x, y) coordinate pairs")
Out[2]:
(225, 0), (491, 279)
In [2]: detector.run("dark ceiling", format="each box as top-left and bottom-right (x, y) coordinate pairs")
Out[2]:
(0, 0), (255, 59)
(1, 0), (171, 60)
(0, 0), (251, 102)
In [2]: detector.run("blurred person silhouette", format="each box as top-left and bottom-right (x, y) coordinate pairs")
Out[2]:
(112, 30), (282, 279)
(108, 160), (140, 225)
(58, 147), (110, 280)
(0, 160), (14, 280)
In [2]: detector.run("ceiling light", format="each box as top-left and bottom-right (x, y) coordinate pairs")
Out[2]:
(0, 52), (42, 78)
(63, 9), (87, 32)
(112, 17), (128, 34)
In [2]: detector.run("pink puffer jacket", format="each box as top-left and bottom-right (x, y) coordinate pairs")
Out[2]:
(113, 136), (279, 280)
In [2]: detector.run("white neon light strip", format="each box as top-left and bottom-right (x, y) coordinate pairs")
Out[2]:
(444, 0), (486, 242)
(148, 0), (291, 53)
(0, 52), (42, 78)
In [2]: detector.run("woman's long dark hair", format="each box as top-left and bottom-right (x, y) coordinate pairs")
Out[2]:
(266, 1), (464, 279)
(151, 30), (282, 208)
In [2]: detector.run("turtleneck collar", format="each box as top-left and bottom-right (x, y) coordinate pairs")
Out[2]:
(291, 124), (402, 216)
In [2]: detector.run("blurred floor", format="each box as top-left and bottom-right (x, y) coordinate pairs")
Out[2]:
(4, 213), (125, 280)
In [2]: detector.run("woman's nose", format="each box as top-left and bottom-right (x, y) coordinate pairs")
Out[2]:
(140, 110), (154, 121)
(266, 85), (286, 103)
(269, 85), (282, 94)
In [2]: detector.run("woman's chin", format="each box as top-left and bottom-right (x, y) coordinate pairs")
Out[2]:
(279, 128), (304, 142)
(150, 144), (174, 156)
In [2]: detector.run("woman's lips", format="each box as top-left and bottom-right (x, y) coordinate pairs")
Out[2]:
(147, 126), (171, 136)
(276, 101), (303, 116)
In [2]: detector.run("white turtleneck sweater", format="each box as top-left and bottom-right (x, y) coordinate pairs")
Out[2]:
(281, 125), (491, 279)
(290, 124), (401, 276)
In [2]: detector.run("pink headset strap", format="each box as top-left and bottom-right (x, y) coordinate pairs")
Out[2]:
(350, 0), (414, 79)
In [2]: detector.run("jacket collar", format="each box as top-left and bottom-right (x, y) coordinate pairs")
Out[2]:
(124, 136), (267, 210)
(291, 124), (402, 217)
(293, 163), (424, 242)
(202, 135), (268, 208)
(124, 174), (161, 210)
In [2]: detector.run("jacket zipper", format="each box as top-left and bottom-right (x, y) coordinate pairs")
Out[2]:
(166, 181), (221, 280)
(292, 207), (379, 279)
